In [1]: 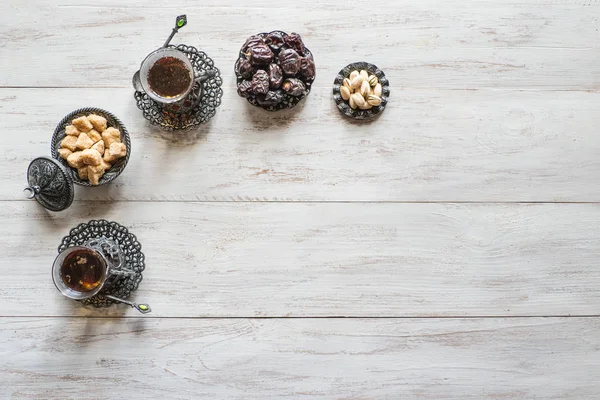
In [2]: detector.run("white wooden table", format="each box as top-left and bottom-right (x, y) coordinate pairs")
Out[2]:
(1, 1), (600, 398)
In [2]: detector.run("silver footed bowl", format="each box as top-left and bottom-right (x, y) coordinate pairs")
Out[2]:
(51, 107), (131, 186)
(332, 61), (390, 120)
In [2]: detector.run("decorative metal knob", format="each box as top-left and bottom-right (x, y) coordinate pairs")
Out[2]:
(23, 185), (40, 199)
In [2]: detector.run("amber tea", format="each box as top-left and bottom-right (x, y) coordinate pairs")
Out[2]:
(147, 56), (192, 98)
(60, 248), (106, 292)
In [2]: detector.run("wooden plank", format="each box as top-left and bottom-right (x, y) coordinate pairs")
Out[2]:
(2, 201), (600, 317)
(1, 317), (599, 399)
(3, 88), (600, 202)
(1, 0), (598, 89)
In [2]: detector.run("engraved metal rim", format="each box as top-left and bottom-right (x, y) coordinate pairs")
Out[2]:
(26, 156), (75, 212)
(134, 44), (224, 131)
(332, 61), (391, 120)
(57, 219), (146, 308)
(51, 107), (131, 186)
(234, 30), (315, 112)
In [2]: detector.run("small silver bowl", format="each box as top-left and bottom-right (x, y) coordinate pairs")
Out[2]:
(332, 61), (390, 120)
(51, 107), (131, 186)
(234, 30), (316, 111)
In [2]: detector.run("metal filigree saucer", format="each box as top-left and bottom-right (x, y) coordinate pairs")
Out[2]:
(57, 220), (146, 308)
(332, 61), (391, 120)
(134, 44), (223, 131)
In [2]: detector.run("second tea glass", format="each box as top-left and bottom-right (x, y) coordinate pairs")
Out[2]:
(52, 237), (135, 300)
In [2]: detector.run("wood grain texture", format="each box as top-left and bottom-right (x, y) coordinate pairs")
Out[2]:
(1, 0), (599, 89)
(3, 201), (600, 317)
(2, 317), (600, 399)
(3, 88), (600, 202)
(2, 0), (600, 397)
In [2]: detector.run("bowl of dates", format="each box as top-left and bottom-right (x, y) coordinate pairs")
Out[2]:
(234, 31), (316, 111)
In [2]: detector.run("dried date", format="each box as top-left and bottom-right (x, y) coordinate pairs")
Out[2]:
(249, 44), (274, 65)
(265, 32), (285, 53)
(243, 35), (264, 51)
(251, 70), (270, 95)
(237, 58), (254, 79)
(282, 78), (306, 96)
(278, 49), (301, 76)
(299, 56), (315, 80)
(258, 90), (285, 106)
(237, 80), (253, 98)
(283, 32), (305, 54)
(268, 63), (283, 89)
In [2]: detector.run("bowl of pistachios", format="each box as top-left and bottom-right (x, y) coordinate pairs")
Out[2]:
(332, 61), (390, 120)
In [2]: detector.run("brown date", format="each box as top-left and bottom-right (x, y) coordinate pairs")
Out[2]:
(258, 90), (285, 106)
(237, 80), (253, 98)
(237, 58), (254, 79)
(250, 44), (274, 65)
(251, 70), (270, 95)
(299, 56), (315, 80)
(265, 32), (285, 53)
(268, 63), (283, 89)
(282, 78), (306, 97)
(283, 32), (305, 54)
(243, 35), (264, 51)
(278, 48), (301, 76)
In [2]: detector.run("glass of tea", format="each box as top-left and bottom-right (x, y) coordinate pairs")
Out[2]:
(139, 48), (195, 104)
(52, 237), (134, 300)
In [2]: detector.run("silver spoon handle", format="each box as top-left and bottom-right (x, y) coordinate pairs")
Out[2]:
(194, 68), (216, 84)
(105, 294), (152, 314)
(162, 15), (187, 48)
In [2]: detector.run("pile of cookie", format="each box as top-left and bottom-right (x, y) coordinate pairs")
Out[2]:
(58, 114), (127, 185)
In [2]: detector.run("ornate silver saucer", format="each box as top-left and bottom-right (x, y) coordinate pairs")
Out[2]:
(58, 220), (147, 309)
(132, 16), (223, 131)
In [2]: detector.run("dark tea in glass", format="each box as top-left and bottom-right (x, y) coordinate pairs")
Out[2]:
(147, 56), (192, 98)
(60, 248), (106, 292)
(53, 238), (135, 301)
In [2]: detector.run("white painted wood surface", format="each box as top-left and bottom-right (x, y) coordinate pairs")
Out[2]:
(3, 88), (600, 201)
(2, 317), (600, 399)
(2, 201), (600, 317)
(1, 0), (599, 398)
(2, 0), (599, 89)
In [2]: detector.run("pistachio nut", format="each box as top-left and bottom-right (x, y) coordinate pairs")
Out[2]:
(350, 76), (364, 89)
(349, 94), (357, 109)
(373, 83), (382, 97)
(351, 92), (367, 108)
(360, 80), (370, 97)
(340, 85), (351, 101)
(343, 78), (352, 90)
(367, 94), (382, 106)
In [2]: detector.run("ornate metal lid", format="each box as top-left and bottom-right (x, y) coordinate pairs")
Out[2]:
(26, 157), (74, 211)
